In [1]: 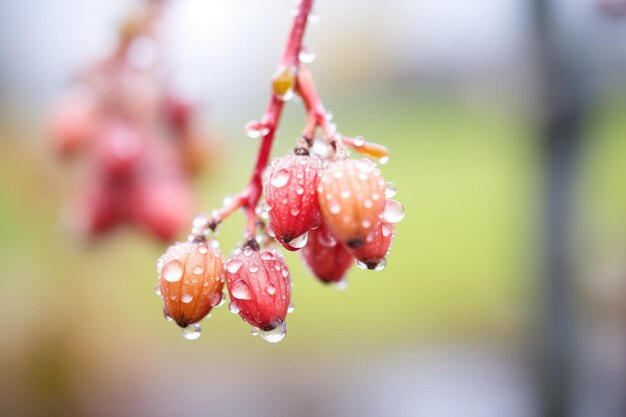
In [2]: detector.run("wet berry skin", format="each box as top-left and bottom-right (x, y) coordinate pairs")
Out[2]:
(350, 221), (394, 268)
(263, 154), (322, 250)
(225, 248), (291, 331)
(318, 158), (386, 248)
(158, 241), (225, 327)
(301, 223), (353, 283)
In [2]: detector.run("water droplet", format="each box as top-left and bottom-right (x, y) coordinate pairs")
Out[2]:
(362, 220), (371, 228)
(244, 120), (269, 139)
(260, 321), (287, 343)
(198, 244), (209, 254)
(281, 268), (289, 278)
(154, 285), (162, 297)
(381, 223), (393, 237)
(383, 200), (405, 223)
(226, 259), (243, 273)
(333, 279), (348, 291)
(358, 172), (368, 181)
(353, 136), (365, 147)
(364, 199), (373, 208)
(217, 292), (227, 307)
(379, 156), (389, 165)
(356, 260), (368, 270)
(332, 170), (344, 179)
(270, 169), (290, 188)
(181, 323), (201, 340)
(209, 292), (222, 307)
(244, 246), (254, 257)
(182, 292), (193, 303)
(193, 266), (204, 275)
(317, 228), (337, 247)
(266, 284), (276, 295)
(290, 206), (300, 216)
(298, 47), (316, 64)
(162, 260), (184, 282)
(287, 303), (295, 314)
(231, 280), (252, 300)
(372, 193), (380, 201)
(251, 327), (260, 336)
(355, 159), (374, 174)
(385, 182), (397, 198)
(329, 201), (341, 214)
(249, 264), (260, 273)
(312, 139), (330, 158)
(287, 232), (308, 249)
(228, 301), (240, 314)
(210, 240), (220, 249)
(192, 215), (209, 229)
(261, 252), (275, 261)
(296, 186), (304, 195)
(163, 311), (173, 321)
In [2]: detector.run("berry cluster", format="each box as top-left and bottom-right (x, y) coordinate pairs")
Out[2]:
(156, 0), (405, 343)
(50, 0), (213, 241)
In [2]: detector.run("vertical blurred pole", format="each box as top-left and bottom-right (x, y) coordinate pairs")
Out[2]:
(532, 1), (585, 417)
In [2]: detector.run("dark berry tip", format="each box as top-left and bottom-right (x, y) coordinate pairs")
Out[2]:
(346, 238), (364, 249)
(294, 147), (309, 156)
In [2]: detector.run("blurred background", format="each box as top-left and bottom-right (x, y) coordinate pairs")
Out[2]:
(0, 0), (625, 416)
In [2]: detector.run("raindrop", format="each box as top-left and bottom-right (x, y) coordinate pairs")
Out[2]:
(209, 292), (222, 307)
(287, 231), (308, 249)
(198, 244), (209, 254)
(290, 206), (300, 216)
(245, 120), (269, 139)
(154, 285), (162, 297)
(193, 266), (204, 275)
(228, 301), (240, 314)
(162, 260), (184, 282)
(181, 323), (201, 340)
(373, 258), (387, 271)
(312, 139), (330, 158)
(249, 264), (260, 273)
(231, 280), (252, 300)
(308, 12), (320, 23)
(226, 259), (243, 273)
(317, 228), (337, 247)
(362, 220), (371, 228)
(340, 190), (351, 199)
(266, 284), (276, 295)
(329, 201), (341, 214)
(382, 200), (405, 223)
(287, 303), (295, 314)
(244, 246), (254, 257)
(364, 199), (373, 208)
(210, 240), (220, 249)
(192, 215), (209, 229)
(296, 186), (304, 195)
(333, 279), (348, 291)
(270, 169), (290, 188)
(260, 321), (287, 343)
(217, 292), (227, 307)
(281, 268), (289, 278)
(372, 193), (380, 201)
(182, 292), (193, 303)
(261, 252), (275, 261)
(355, 159), (374, 174)
(298, 47), (316, 64)
(251, 327), (260, 336)
(379, 156), (389, 165)
(353, 136), (365, 147)
(332, 170), (344, 179)
(381, 223), (393, 238)
(385, 182), (397, 199)
(163, 312), (173, 321)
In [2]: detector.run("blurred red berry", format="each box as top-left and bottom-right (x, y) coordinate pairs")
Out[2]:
(263, 154), (322, 250)
(301, 223), (353, 283)
(318, 158), (386, 248)
(97, 120), (144, 178)
(158, 241), (225, 328)
(49, 90), (99, 156)
(225, 246), (290, 342)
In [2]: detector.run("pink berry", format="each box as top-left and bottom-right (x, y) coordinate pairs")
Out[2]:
(301, 223), (353, 283)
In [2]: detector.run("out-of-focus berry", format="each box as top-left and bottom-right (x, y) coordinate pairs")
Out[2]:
(301, 223), (353, 283)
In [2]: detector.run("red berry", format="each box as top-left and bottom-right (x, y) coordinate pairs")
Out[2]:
(350, 221), (394, 271)
(97, 120), (144, 178)
(318, 158), (386, 248)
(301, 223), (354, 283)
(158, 241), (225, 328)
(225, 246), (290, 342)
(263, 154), (322, 250)
(49, 90), (98, 156)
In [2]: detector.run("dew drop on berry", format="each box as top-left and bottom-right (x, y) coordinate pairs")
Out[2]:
(226, 259), (243, 273)
(163, 311), (173, 321)
(243, 246), (254, 257)
(362, 220), (371, 228)
(260, 321), (287, 343)
(217, 292), (227, 307)
(261, 252), (275, 261)
(182, 292), (193, 303)
(317, 229), (337, 247)
(251, 327), (260, 336)
(379, 156), (390, 165)
(385, 182), (397, 198)
(193, 266), (204, 275)
(181, 323), (201, 340)
(198, 244), (209, 254)
(333, 279), (348, 291)
(290, 206), (300, 216)
(296, 186), (304, 195)
(154, 284), (162, 297)
(231, 280), (252, 300)
(364, 199), (373, 208)
(249, 264), (260, 273)
(193, 215), (209, 229)
(308, 12), (320, 23)
(372, 259), (387, 271)
(356, 159), (374, 173)
(281, 268), (289, 278)
(162, 260), (184, 282)
(382, 223), (393, 237)
(245, 120), (266, 139)
(266, 284), (276, 295)
(329, 201), (341, 214)
(287, 303), (295, 314)
(382, 199), (405, 223)
(228, 301), (240, 314)
(312, 139), (330, 158)
(298, 47), (316, 64)
(353, 136), (365, 147)
(270, 169), (290, 188)
(209, 292), (222, 307)
(287, 231), (308, 249)
(340, 190), (351, 199)
(372, 193), (380, 201)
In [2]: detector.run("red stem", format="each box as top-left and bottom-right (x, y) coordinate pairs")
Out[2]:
(238, 0), (315, 236)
